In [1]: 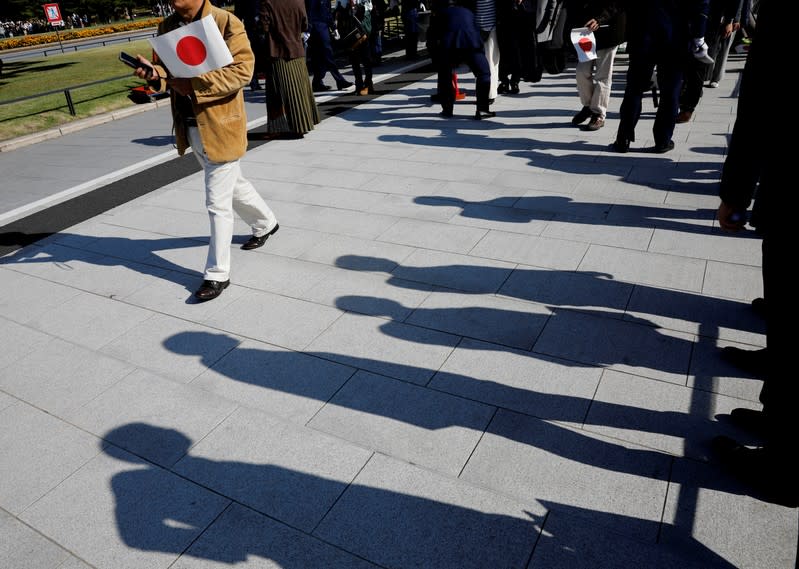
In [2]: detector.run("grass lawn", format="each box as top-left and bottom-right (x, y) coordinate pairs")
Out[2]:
(0, 39), (155, 142)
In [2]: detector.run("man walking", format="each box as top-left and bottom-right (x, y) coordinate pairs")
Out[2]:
(131, 0), (279, 301)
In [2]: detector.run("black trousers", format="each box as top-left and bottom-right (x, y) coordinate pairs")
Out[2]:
(616, 45), (683, 146)
(437, 47), (491, 113)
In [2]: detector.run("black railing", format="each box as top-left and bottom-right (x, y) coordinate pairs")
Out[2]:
(0, 74), (139, 115)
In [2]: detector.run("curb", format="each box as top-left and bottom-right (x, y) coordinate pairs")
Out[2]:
(0, 98), (171, 153)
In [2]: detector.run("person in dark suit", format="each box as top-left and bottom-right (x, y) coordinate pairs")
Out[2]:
(712, 1), (797, 509)
(610, 0), (711, 154)
(435, 0), (495, 120)
(306, 0), (353, 91)
(234, 0), (265, 90)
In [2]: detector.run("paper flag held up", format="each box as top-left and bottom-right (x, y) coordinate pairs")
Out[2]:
(570, 27), (597, 62)
(149, 16), (234, 78)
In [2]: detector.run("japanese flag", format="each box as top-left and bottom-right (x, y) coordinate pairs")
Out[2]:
(570, 27), (597, 62)
(149, 16), (233, 78)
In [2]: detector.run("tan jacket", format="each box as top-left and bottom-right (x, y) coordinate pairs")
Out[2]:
(151, 3), (254, 162)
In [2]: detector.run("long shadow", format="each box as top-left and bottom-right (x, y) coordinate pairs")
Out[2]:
(163, 329), (763, 482)
(130, 134), (175, 147)
(0, 231), (206, 291)
(104, 423), (541, 569)
(333, 254), (765, 343)
(413, 194), (724, 235)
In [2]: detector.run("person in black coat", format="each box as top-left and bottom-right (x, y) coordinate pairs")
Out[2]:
(496, 0), (537, 95)
(306, 0), (353, 91)
(712, 1), (797, 509)
(610, 0), (710, 154)
(435, 0), (495, 119)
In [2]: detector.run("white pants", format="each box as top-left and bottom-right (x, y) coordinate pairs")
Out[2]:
(483, 27), (500, 100)
(575, 46), (618, 119)
(188, 127), (277, 282)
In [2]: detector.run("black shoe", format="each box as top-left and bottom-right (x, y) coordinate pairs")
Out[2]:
(241, 223), (279, 250)
(721, 346), (767, 376)
(711, 436), (799, 507)
(336, 80), (354, 90)
(312, 84), (331, 92)
(728, 407), (770, 437)
(497, 82), (508, 94)
(440, 108), (453, 118)
(509, 82), (520, 94)
(652, 140), (675, 153)
(572, 106), (592, 125)
(195, 279), (229, 301)
(610, 139), (630, 153)
(751, 297), (766, 319)
(474, 110), (496, 120)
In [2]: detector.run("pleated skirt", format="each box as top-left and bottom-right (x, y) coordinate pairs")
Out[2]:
(265, 57), (320, 136)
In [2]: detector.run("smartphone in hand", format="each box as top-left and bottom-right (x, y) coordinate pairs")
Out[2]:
(119, 51), (154, 77)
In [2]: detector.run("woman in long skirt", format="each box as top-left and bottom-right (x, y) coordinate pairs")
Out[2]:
(260, 0), (320, 139)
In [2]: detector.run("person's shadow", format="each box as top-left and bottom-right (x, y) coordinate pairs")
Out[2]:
(0, 231), (212, 300)
(104, 422), (541, 568)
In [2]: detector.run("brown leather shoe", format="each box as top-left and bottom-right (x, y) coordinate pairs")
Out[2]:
(676, 110), (693, 123)
(195, 279), (229, 301)
(584, 115), (604, 131)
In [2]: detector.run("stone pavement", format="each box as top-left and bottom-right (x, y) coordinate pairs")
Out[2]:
(1, 52), (796, 569)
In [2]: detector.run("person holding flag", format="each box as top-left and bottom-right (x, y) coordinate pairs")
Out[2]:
(130, 0), (280, 302)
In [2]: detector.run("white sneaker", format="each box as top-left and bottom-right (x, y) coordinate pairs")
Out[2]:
(708, 81), (719, 88)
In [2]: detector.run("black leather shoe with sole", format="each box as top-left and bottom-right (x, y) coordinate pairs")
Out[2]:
(610, 139), (630, 153)
(571, 106), (592, 125)
(195, 279), (229, 301)
(652, 140), (675, 153)
(241, 223), (279, 250)
(474, 110), (496, 120)
(721, 346), (767, 376)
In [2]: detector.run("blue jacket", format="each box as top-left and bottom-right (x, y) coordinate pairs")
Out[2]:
(440, 5), (483, 50)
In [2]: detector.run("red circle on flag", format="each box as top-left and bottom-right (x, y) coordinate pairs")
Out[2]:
(176, 35), (207, 66)
(578, 37), (593, 53)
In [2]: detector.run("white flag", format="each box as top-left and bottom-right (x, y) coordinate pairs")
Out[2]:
(149, 16), (234, 78)
(570, 27), (597, 62)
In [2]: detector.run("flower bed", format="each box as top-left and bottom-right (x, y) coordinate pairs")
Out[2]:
(0, 18), (162, 51)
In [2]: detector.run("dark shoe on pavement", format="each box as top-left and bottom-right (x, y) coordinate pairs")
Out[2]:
(497, 82), (508, 94)
(610, 139), (630, 153)
(312, 84), (331, 92)
(337, 80), (354, 90)
(729, 407), (770, 437)
(652, 140), (675, 153)
(711, 435), (799, 508)
(584, 114), (604, 131)
(474, 110), (496, 120)
(241, 223), (279, 250)
(676, 110), (693, 123)
(195, 279), (230, 301)
(572, 106), (592, 125)
(440, 108), (453, 118)
(751, 297), (766, 319)
(721, 346), (767, 376)
(509, 82), (520, 94)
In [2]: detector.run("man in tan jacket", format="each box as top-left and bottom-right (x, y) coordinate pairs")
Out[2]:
(132, 0), (279, 301)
